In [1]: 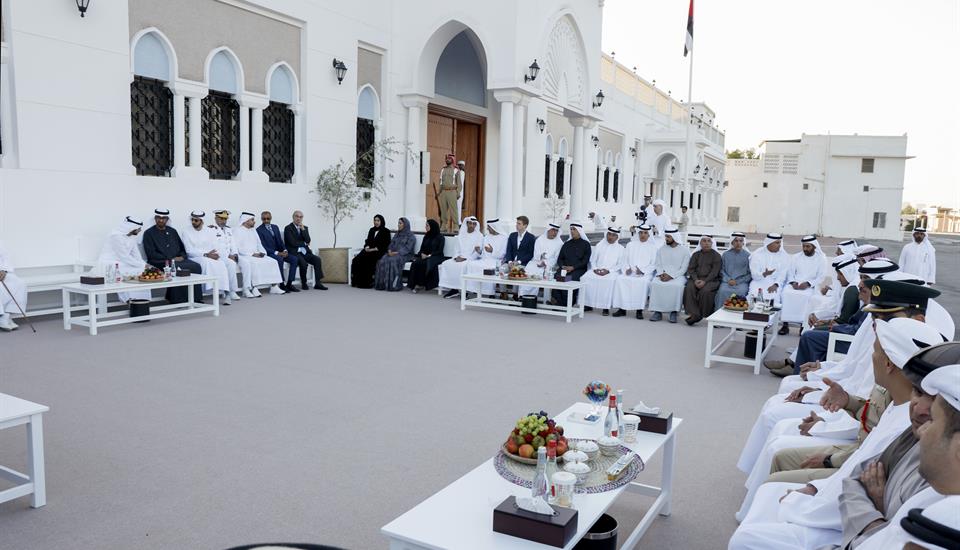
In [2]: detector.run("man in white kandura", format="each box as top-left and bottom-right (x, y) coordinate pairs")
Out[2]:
(518, 223), (563, 299)
(234, 212), (285, 297)
(749, 233), (790, 305)
(96, 216), (151, 303)
(612, 224), (660, 320)
(440, 216), (483, 298)
(779, 235), (827, 335)
(898, 227), (936, 285)
(212, 210), (242, 301)
(645, 199), (672, 245)
(648, 227), (690, 323)
(465, 218), (508, 297)
(181, 211), (232, 305)
(581, 227), (625, 316)
(0, 239), (27, 331)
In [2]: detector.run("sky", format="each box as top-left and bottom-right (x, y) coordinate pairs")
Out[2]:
(601, 0), (960, 208)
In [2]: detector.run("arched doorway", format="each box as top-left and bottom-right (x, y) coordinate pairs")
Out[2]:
(654, 153), (680, 207)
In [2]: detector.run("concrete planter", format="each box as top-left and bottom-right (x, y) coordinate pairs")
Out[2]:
(316, 247), (350, 284)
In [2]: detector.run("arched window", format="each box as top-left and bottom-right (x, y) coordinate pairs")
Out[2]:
(264, 63), (296, 183)
(613, 153), (622, 203)
(131, 31), (175, 176)
(356, 85), (379, 188)
(602, 151), (612, 202)
(556, 138), (567, 197)
(202, 49), (242, 180)
(543, 134), (554, 198)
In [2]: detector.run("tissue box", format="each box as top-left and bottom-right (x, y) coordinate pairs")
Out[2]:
(175, 269), (191, 277)
(635, 411), (673, 435)
(80, 276), (105, 285)
(743, 311), (770, 322)
(492, 496), (578, 548)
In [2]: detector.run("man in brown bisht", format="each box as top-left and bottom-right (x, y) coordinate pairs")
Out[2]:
(438, 153), (462, 233)
(683, 234), (722, 325)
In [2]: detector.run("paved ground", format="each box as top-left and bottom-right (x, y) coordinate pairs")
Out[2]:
(0, 232), (954, 550)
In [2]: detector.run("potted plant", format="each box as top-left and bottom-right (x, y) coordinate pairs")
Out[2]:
(313, 138), (409, 282)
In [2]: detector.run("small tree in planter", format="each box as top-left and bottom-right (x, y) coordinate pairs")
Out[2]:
(543, 194), (569, 225)
(312, 138), (411, 282)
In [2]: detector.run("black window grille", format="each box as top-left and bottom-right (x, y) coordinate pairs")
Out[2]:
(263, 101), (295, 183)
(595, 166), (600, 201)
(202, 91), (240, 180)
(612, 170), (619, 202)
(131, 76), (173, 177)
(680, 191), (685, 208)
(555, 158), (565, 197)
(356, 117), (375, 187)
(669, 189), (675, 207)
(698, 194), (702, 209)
(184, 97), (190, 166)
(543, 155), (551, 198)
(602, 168), (610, 201)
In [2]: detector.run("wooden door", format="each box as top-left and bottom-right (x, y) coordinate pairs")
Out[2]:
(426, 106), (485, 230)
(455, 121), (481, 221)
(426, 113), (454, 223)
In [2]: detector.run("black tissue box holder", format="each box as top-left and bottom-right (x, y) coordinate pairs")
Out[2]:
(492, 496), (578, 548)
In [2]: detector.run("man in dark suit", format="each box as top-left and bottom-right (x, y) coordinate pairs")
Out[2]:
(503, 215), (536, 265)
(141, 208), (204, 303)
(257, 210), (300, 292)
(283, 210), (327, 291)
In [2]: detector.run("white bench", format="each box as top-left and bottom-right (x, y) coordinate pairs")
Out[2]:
(13, 263), (101, 318)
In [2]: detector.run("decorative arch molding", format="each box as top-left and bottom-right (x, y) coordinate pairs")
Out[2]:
(653, 150), (682, 179)
(413, 19), (490, 97)
(557, 137), (568, 157)
(357, 84), (381, 121)
(539, 14), (589, 113)
(545, 133), (554, 155)
(265, 61), (300, 105)
(204, 46), (245, 95)
(130, 27), (178, 82)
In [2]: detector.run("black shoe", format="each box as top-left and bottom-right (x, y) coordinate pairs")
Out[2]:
(686, 316), (700, 326)
(315, 283), (328, 290)
(635, 310), (644, 320)
(584, 306), (594, 312)
(286, 284), (300, 293)
(301, 284), (310, 291)
(778, 323), (790, 335)
(602, 309), (610, 316)
(612, 309), (626, 318)
(443, 289), (459, 299)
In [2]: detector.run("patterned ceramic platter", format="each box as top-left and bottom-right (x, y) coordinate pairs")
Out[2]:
(494, 438), (645, 494)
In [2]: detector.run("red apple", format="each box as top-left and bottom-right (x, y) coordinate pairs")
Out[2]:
(506, 439), (519, 455)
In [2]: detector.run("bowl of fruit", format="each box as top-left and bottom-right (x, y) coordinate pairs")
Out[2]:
(507, 264), (528, 280)
(722, 294), (749, 312)
(137, 266), (166, 282)
(502, 411), (568, 464)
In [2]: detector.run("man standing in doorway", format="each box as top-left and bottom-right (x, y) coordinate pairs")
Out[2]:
(438, 153), (461, 233)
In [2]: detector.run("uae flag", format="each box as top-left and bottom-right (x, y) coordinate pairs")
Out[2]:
(684, 0), (694, 57)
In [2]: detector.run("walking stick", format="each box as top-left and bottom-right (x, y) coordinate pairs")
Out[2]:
(1, 279), (36, 333)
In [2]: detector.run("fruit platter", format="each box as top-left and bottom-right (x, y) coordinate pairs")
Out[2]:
(136, 266), (166, 282)
(502, 411), (569, 464)
(506, 264), (528, 280)
(722, 294), (749, 312)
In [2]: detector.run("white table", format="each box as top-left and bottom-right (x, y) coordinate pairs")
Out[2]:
(460, 274), (584, 323)
(382, 402), (682, 549)
(0, 393), (49, 508)
(703, 308), (782, 375)
(61, 275), (219, 335)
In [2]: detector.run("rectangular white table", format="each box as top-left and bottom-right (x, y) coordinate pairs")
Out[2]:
(61, 275), (219, 335)
(382, 402), (682, 549)
(460, 274), (584, 323)
(703, 308), (782, 375)
(0, 393), (49, 508)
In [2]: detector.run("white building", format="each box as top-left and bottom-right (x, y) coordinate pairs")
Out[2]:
(721, 134), (909, 241)
(0, 0), (725, 268)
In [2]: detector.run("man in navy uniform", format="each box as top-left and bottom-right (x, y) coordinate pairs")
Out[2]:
(257, 210), (299, 292)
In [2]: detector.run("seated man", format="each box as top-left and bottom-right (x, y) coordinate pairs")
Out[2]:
(141, 208), (203, 304)
(683, 235), (722, 325)
(503, 215), (536, 266)
(612, 224), (659, 319)
(779, 236), (827, 335)
(749, 233), (790, 305)
(284, 210), (327, 291)
(729, 316), (945, 550)
(855, 361), (960, 549)
(648, 228), (690, 323)
(211, 210), (242, 301)
(550, 222), (592, 306)
(715, 232), (752, 311)
(235, 212), (285, 297)
(581, 227), (625, 316)
(181, 211), (232, 305)
(464, 219), (507, 297)
(96, 216), (151, 303)
(0, 239), (26, 331)
(803, 255), (861, 332)
(440, 216), (483, 298)
(257, 211), (299, 292)
(518, 223), (562, 299)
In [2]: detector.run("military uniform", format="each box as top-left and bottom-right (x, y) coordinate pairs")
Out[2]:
(438, 165), (461, 231)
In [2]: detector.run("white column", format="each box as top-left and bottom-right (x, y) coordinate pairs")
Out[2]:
(494, 90), (520, 219)
(570, 123), (585, 221)
(512, 98), (528, 216)
(172, 92), (186, 174)
(401, 95), (428, 222)
(240, 95), (269, 182)
(564, 158), (573, 199)
(251, 107), (264, 173)
(291, 104), (303, 184)
(238, 104), (251, 179)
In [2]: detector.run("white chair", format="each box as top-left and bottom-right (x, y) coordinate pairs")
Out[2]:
(826, 332), (857, 362)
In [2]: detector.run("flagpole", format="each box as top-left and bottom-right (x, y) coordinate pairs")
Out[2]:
(683, 46), (694, 223)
